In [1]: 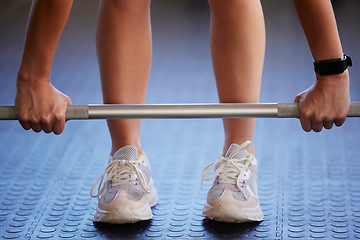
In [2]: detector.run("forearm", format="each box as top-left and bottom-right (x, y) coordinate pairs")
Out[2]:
(18, 0), (73, 83)
(293, 0), (343, 62)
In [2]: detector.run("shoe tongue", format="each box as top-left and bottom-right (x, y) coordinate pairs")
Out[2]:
(113, 146), (138, 161)
(224, 143), (249, 159)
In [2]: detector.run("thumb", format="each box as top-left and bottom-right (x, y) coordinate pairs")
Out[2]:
(63, 94), (72, 105)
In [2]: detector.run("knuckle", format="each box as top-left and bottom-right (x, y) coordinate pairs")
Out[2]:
(314, 115), (324, 123)
(323, 118), (331, 123)
(17, 112), (29, 123)
(323, 115), (335, 122)
(336, 111), (348, 120)
(28, 116), (39, 124)
(54, 112), (65, 122)
(301, 110), (312, 119)
(65, 96), (72, 105)
(41, 115), (52, 125)
(17, 113), (26, 121)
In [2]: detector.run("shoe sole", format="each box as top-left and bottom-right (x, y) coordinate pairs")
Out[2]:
(202, 202), (264, 223)
(93, 204), (152, 224)
(94, 178), (158, 224)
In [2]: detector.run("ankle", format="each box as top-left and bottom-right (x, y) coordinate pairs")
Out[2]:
(111, 142), (143, 156)
(223, 140), (256, 156)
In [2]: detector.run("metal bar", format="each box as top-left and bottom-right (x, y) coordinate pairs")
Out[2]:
(0, 102), (359, 120)
(87, 103), (278, 119)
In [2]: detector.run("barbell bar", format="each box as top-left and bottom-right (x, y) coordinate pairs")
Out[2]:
(0, 102), (360, 120)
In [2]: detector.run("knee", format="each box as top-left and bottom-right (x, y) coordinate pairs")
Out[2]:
(100, 0), (151, 13)
(208, 0), (251, 12)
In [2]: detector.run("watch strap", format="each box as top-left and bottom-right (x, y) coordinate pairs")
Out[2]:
(314, 54), (352, 76)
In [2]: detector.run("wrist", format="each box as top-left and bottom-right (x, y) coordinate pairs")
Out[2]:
(17, 66), (51, 84)
(315, 70), (350, 89)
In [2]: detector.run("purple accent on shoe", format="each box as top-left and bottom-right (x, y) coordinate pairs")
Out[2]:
(249, 164), (257, 174)
(240, 180), (249, 189)
(214, 180), (249, 191)
(103, 161), (150, 193)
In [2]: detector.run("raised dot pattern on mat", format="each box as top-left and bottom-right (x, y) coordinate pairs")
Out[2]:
(4, 134), (360, 239)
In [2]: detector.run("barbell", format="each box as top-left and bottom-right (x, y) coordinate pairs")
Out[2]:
(0, 102), (359, 120)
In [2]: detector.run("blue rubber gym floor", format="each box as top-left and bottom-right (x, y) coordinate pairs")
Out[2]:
(0, 1), (360, 239)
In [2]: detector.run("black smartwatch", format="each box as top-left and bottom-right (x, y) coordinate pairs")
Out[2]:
(313, 54), (352, 76)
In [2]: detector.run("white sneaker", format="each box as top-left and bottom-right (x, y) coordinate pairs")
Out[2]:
(201, 140), (264, 223)
(90, 146), (158, 224)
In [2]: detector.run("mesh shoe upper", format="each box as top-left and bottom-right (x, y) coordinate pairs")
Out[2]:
(202, 141), (258, 201)
(90, 146), (152, 205)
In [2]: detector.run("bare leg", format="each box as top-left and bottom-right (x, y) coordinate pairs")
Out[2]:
(97, 0), (152, 155)
(208, 0), (265, 155)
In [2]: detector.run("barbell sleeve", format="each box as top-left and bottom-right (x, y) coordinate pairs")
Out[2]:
(0, 102), (360, 120)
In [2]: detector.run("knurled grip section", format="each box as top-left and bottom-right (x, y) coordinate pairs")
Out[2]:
(0, 105), (89, 120)
(0, 106), (17, 120)
(66, 105), (89, 120)
(348, 102), (360, 117)
(277, 103), (300, 118)
(277, 102), (360, 118)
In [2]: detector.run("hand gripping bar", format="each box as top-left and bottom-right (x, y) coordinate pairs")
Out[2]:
(0, 102), (360, 120)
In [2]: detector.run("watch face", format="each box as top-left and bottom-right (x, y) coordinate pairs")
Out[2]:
(345, 55), (353, 67)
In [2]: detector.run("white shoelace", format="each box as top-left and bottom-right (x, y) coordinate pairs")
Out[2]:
(90, 159), (149, 198)
(201, 142), (252, 195)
